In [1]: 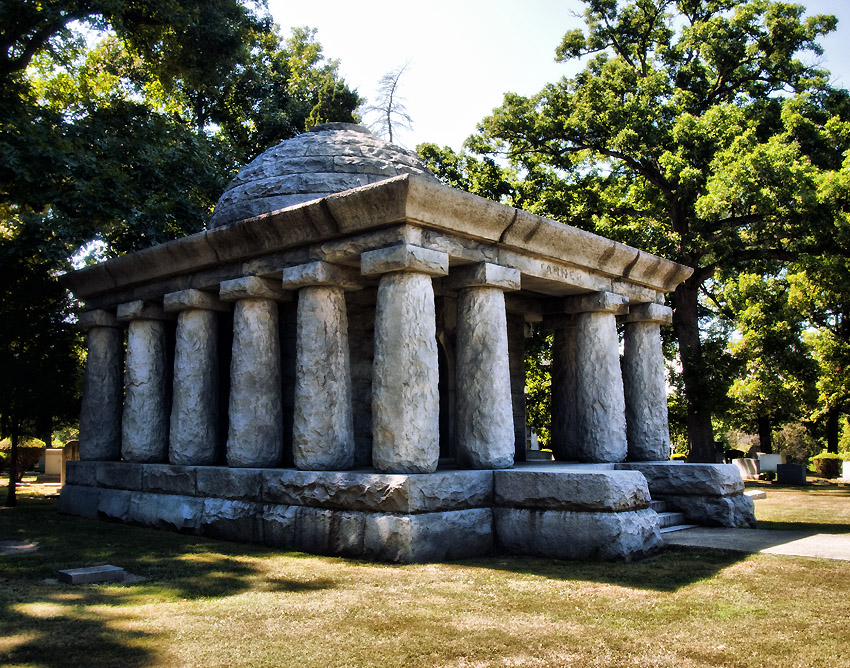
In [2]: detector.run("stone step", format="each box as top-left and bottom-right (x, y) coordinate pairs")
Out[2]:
(659, 523), (700, 534)
(656, 511), (686, 528)
(650, 499), (667, 513)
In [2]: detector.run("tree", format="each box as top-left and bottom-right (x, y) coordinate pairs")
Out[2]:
(362, 63), (413, 144)
(459, 0), (846, 461)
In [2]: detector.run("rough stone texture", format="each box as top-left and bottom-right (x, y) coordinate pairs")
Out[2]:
(64, 461), (97, 487)
(455, 287), (514, 469)
(196, 466), (264, 500)
(550, 320), (578, 461)
(97, 460), (143, 490)
(79, 325), (123, 461)
(361, 243), (449, 277)
(57, 484), (101, 519)
(97, 488), (132, 520)
(622, 320), (671, 461)
(494, 507), (663, 561)
(117, 300), (169, 322)
(169, 308), (220, 465)
(292, 286), (355, 470)
(122, 319), (169, 463)
(663, 493), (757, 528)
(220, 276), (290, 302)
(77, 309), (118, 329)
(623, 302), (672, 325)
(210, 124), (439, 228)
(372, 272), (440, 473)
(564, 291), (629, 316)
(163, 288), (229, 313)
(494, 469), (650, 512)
(444, 262), (521, 291)
(616, 462), (746, 496)
(261, 504), (298, 547)
(142, 463), (197, 495)
(129, 492), (204, 532)
(280, 260), (361, 290)
(202, 498), (263, 541)
(226, 298), (283, 467)
(573, 310), (628, 462)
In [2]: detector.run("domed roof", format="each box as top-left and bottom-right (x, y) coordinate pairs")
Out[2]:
(208, 123), (439, 229)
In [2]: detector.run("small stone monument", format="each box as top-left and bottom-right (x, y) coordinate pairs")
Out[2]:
(58, 124), (755, 562)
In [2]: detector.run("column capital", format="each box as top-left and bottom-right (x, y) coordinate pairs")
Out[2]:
(220, 276), (292, 302)
(361, 244), (448, 277)
(563, 291), (628, 315)
(444, 262), (521, 292)
(281, 261), (362, 290)
(116, 300), (172, 322)
(77, 309), (119, 330)
(622, 302), (673, 325)
(164, 288), (229, 313)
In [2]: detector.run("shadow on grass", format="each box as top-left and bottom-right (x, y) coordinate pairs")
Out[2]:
(0, 496), (338, 668)
(756, 520), (850, 534)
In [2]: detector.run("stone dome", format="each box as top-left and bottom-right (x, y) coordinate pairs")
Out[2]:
(208, 123), (439, 229)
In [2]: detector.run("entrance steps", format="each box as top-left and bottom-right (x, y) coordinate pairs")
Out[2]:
(650, 499), (698, 533)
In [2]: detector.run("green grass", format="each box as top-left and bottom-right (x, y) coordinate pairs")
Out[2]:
(1, 480), (849, 668)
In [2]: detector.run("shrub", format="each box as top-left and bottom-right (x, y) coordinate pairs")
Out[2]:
(0, 438), (46, 481)
(813, 451), (842, 478)
(670, 453), (688, 460)
(760, 471), (777, 481)
(724, 449), (745, 460)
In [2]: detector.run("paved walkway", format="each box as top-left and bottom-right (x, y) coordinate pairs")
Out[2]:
(664, 527), (850, 561)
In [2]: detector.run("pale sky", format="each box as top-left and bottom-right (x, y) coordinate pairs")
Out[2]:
(268, 0), (850, 151)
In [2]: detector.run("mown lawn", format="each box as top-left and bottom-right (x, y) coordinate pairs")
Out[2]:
(1, 479), (849, 668)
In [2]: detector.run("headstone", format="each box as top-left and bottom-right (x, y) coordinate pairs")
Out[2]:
(58, 565), (125, 585)
(776, 463), (807, 485)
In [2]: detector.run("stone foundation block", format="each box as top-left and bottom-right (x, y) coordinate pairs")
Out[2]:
(494, 507), (662, 562)
(616, 462), (744, 496)
(494, 469), (649, 512)
(129, 492), (204, 532)
(663, 494), (757, 528)
(143, 464), (198, 495)
(261, 505), (298, 547)
(97, 461), (143, 491)
(295, 506), (366, 556)
(196, 467), (264, 500)
(65, 461), (97, 487)
(201, 498), (263, 542)
(58, 484), (101, 519)
(96, 488), (133, 522)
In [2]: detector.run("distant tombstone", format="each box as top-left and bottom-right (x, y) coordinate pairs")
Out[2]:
(776, 463), (807, 485)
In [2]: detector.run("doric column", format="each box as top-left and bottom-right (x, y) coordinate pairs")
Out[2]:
(545, 314), (579, 462)
(622, 302), (673, 461)
(117, 300), (172, 463)
(446, 263), (520, 469)
(220, 276), (291, 468)
(163, 289), (229, 466)
(281, 261), (360, 471)
(564, 291), (629, 463)
(77, 309), (123, 461)
(362, 244), (448, 474)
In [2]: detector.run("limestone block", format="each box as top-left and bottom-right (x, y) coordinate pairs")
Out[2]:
(77, 309), (118, 329)
(295, 506), (366, 556)
(260, 469), (493, 513)
(494, 469), (650, 512)
(563, 291), (629, 315)
(196, 466), (264, 500)
(226, 298), (283, 468)
(663, 493), (757, 528)
(292, 286), (355, 470)
(201, 498), (263, 542)
(363, 508), (494, 563)
(622, 302), (673, 324)
(122, 318), (169, 463)
(96, 461), (143, 491)
(445, 263), (521, 291)
(57, 484), (101, 519)
(79, 326), (123, 461)
(494, 507), (663, 561)
(455, 287), (515, 469)
(261, 504), (298, 547)
(550, 323), (578, 461)
(573, 309), (628, 462)
(117, 300), (170, 322)
(622, 319), (671, 461)
(169, 308), (220, 465)
(163, 289), (229, 313)
(281, 261), (361, 290)
(361, 244), (449, 277)
(127, 491), (203, 532)
(219, 276), (291, 302)
(615, 462), (745, 496)
(96, 488), (133, 522)
(142, 464), (198, 495)
(371, 272), (440, 473)
(65, 461), (97, 487)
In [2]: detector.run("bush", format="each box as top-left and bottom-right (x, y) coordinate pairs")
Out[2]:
(813, 451), (843, 478)
(759, 471), (777, 481)
(724, 449), (745, 460)
(0, 438), (46, 481)
(670, 453), (688, 460)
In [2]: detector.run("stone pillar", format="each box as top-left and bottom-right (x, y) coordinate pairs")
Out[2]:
(446, 263), (520, 469)
(117, 301), (172, 463)
(220, 276), (291, 468)
(622, 302), (673, 461)
(546, 314), (579, 462)
(362, 244), (448, 474)
(77, 310), (123, 461)
(281, 261), (360, 471)
(163, 289), (229, 466)
(563, 291), (629, 463)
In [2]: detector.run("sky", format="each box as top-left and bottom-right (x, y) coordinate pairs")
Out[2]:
(267, 0), (850, 152)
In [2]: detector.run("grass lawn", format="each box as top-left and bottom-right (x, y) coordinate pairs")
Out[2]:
(1, 478), (849, 668)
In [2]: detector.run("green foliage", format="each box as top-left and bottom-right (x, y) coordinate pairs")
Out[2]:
(523, 323), (553, 448)
(760, 471), (777, 481)
(813, 451), (843, 460)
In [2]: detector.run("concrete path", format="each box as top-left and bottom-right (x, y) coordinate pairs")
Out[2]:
(664, 527), (850, 561)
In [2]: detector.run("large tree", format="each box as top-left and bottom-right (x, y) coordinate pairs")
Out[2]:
(453, 0), (847, 460)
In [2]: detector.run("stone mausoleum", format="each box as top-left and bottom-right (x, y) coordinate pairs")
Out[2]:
(59, 124), (755, 562)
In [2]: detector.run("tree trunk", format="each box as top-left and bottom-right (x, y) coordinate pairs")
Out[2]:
(826, 407), (840, 454)
(673, 275), (716, 462)
(4, 422), (18, 507)
(757, 414), (773, 453)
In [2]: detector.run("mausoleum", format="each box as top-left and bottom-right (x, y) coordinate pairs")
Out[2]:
(59, 123), (755, 562)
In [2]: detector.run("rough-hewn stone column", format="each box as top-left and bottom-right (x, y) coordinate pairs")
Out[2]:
(220, 276), (291, 468)
(546, 314), (579, 462)
(281, 261), (360, 471)
(163, 289), (229, 466)
(117, 301), (172, 463)
(78, 309), (123, 461)
(622, 302), (673, 461)
(564, 291), (629, 463)
(362, 244), (448, 474)
(446, 263), (520, 469)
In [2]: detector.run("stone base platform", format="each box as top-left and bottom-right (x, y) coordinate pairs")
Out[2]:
(58, 461), (753, 562)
